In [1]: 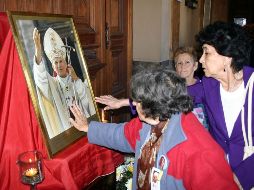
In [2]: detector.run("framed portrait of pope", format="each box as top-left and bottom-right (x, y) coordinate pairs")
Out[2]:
(7, 11), (100, 157)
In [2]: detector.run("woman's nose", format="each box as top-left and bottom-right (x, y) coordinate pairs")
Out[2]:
(199, 54), (204, 64)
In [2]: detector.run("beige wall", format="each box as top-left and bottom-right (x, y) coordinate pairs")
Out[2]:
(133, 0), (203, 62)
(179, 4), (195, 46)
(179, 1), (203, 47)
(160, 0), (170, 62)
(133, 0), (169, 62)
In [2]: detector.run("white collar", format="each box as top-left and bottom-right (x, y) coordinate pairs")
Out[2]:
(56, 75), (70, 86)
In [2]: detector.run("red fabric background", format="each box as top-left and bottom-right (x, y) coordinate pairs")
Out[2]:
(0, 13), (123, 190)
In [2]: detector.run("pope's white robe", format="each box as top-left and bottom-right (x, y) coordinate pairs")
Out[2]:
(33, 59), (96, 138)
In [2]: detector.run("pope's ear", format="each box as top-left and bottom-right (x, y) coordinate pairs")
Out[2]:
(66, 67), (69, 74)
(53, 71), (57, 77)
(66, 64), (71, 74)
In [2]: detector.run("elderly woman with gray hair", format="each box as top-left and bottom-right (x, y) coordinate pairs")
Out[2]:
(70, 67), (238, 190)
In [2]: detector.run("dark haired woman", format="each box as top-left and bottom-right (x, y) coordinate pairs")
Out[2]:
(70, 68), (237, 189)
(191, 21), (254, 189)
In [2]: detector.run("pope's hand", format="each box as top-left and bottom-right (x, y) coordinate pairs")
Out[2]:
(69, 104), (88, 132)
(33, 28), (42, 64)
(67, 64), (79, 81)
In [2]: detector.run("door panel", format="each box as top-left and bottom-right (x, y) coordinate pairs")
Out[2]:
(106, 0), (127, 97)
(105, 0), (131, 122)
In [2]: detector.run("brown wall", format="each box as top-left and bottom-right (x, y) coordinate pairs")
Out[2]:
(210, 0), (228, 23)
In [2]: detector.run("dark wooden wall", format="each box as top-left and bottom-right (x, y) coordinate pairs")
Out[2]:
(228, 0), (254, 24)
(210, 0), (229, 23)
(209, 0), (254, 24)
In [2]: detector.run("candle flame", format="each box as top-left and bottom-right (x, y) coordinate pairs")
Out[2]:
(101, 109), (108, 122)
(102, 109), (105, 122)
(25, 168), (38, 177)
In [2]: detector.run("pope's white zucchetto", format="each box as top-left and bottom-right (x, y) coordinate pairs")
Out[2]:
(43, 27), (66, 64)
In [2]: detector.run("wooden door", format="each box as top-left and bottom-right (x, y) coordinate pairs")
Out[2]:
(102, 0), (132, 122)
(106, 0), (127, 97)
(171, 0), (180, 53)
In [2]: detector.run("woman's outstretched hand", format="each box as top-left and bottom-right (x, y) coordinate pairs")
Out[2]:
(95, 95), (129, 110)
(69, 104), (88, 132)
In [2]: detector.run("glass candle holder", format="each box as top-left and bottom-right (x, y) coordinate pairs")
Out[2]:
(17, 150), (44, 190)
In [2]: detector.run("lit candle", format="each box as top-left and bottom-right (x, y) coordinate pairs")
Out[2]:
(101, 109), (108, 123)
(24, 168), (38, 177)
(25, 159), (38, 177)
(101, 109), (105, 122)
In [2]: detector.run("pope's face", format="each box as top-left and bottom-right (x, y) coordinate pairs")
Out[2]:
(52, 57), (68, 78)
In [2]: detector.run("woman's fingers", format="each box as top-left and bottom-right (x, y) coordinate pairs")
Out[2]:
(69, 118), (78, 128)
(70, 104), (82, 118)
(95, 95), (123, 110)
(95, 95), (116, 104)
(69, 104), (88, 132)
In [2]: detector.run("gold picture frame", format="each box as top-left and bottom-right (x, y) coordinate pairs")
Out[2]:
(7, 11), (100, 158)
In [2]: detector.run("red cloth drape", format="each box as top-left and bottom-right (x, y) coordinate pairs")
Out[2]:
(0, 12), (123, 190)
(0, 12), (9, 51)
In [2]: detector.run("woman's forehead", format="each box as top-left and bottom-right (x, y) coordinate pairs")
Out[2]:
(202, 44), (214, 50)
(175, 53), (194, 61)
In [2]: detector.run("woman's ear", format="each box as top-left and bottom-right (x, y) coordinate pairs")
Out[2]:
(226, 57), (232, 65)
(224, 57), (232, 71)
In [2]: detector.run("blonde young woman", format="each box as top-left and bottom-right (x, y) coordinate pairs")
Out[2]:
(174, 46), (199, 86)
(174, 47), (209, 129)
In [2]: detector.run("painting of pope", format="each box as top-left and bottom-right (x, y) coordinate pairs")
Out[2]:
(33, 27), (96, 139)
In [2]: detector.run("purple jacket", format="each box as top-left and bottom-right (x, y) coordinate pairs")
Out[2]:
(188, 66), (254, 190)
(187, 78), (205, 105)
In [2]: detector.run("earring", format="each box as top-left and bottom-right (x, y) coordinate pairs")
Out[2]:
(223, 64), (226, 72)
